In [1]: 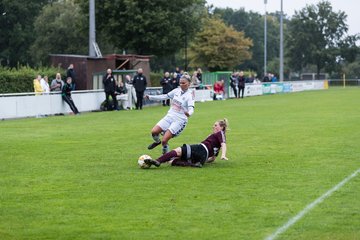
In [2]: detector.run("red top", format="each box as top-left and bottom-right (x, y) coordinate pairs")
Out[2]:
(214, 82), (224, 93)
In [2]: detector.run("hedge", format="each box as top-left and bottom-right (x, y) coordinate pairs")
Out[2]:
(0, 66), (65, 94)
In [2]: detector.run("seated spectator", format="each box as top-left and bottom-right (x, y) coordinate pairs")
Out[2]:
(116, 78), (126, 95)
(51, 73), (64, 91)
(213, 79), (225, 100)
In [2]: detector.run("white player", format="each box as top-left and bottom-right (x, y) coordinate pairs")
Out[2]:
(145, 72), (195, 154)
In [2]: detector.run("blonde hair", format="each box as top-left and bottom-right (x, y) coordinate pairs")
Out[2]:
(180, 72), (191, 82)
(217, 118), (229, 132)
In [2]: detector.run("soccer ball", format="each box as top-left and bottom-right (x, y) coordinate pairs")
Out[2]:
(138, 154), (152, 169)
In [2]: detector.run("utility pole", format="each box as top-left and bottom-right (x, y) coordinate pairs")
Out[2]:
(279, 0), (284, 81)
(89, 0), (96, 57)
(264, 0), (267, 77)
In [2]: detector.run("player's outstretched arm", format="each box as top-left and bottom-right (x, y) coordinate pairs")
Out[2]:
(220, 142), (228, 160)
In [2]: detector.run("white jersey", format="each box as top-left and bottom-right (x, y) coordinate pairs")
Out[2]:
(148, 87), (195, 121)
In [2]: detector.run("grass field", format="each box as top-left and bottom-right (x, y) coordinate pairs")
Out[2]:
(1, 88), (359, 240)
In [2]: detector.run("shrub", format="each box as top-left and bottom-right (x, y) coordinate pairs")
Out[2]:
(0, 66), (65, 93)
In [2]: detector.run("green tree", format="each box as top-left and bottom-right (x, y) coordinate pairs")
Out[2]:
(287, 1), (358, 78)
(30, 0), (88, 65)
(188, 17), (252, 71)
(212, 8), (286, 75)
(76, 0), (206, 58)
(0, 0), (52, 67)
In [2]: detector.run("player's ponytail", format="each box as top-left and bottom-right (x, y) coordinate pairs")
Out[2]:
(218, 118), (229, 132)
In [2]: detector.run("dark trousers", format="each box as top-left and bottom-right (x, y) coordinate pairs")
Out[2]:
(238, 86), (245, 98)
(231, 85), (238, 98)
(105, 91), (119, 110)
(62, 95), (79, 114)
(136, 90), (144, 109)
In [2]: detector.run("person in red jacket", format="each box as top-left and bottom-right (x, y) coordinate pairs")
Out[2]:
(213, 79), (225, 100)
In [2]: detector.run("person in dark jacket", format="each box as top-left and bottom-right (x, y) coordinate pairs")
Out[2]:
(237, 71), (246, 98)
(62, 77), (79, 114)
(132, 68), (147, 110)
(103, 68), (119, 111)
(66, 64), (76, 90)
(160, 71), (172, 106)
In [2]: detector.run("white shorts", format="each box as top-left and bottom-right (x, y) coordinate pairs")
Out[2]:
(157, 114), (187, 137)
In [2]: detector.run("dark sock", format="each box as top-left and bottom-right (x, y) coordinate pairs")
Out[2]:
(157, 150), (178, 163)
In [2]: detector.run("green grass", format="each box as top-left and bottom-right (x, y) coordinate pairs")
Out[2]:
(1, 88), (359, 240)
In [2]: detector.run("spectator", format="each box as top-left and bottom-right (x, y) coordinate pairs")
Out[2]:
(40, 76), (50, 94)
(238, 71), (246, 98)
(62, 77), (79, 115)
(271, 74), (278, 82)
(145, 73), (194, 154)
(50, 73), (64, 91)
(116, 78), (126, 95)
(144, 118), (229, 168)
(263, 73), (270, 82)
(33, 75), (43, 95)
(125, 74), (137, 109)
(160, 71), (172, 106)
(115, 78), (128, 110)
(253, 77), (261, 84)
(103, 68), (119, 111)
(66, 64), (76, 90)
(171, 72), (179, 90)
(196, 68), (203, 84)
(132, 68), (147, 110)
(191, 70), (200, 88)
(213, 79), (225, 100)
(229, 72), (238, 98)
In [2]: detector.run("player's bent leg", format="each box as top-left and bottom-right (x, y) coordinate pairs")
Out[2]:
(148, 125), (163, 150)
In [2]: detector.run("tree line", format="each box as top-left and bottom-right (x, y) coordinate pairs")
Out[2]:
(0, 0), (359, 79)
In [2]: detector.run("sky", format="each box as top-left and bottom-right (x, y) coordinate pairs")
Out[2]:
(206, 0), (360, 36)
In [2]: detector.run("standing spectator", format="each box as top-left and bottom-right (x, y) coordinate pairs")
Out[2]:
(125, 74), (137, 109)
(33, 75), (43, 95)
(196, 68), (203, 84)
(160, 72), (172, 106)
(66, 64), (76, 90)
(103, 68), (119, 111)
(263, 73), (270, 82)
(145, 73), (194, 154)
(213, 79), (225, 100)
(62, 77), (79, 115)
(191, 70), (200, 88)
(271, 74), (278, 82)
(238, 71), (246, 98)
(50, 73), (64, 91)
(132, 68), (147, 110)
(171, 72), (179, 90)
(175, 66), (181, 75)
(40, 76), (50, 94)
(229, 72), (238, 98)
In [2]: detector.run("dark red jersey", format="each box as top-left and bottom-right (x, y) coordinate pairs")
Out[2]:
(201, 130), (226, 157)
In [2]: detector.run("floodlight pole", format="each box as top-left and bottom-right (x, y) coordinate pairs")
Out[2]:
(89, 0), (96, 57)
(279, 0), (284, 81)
(264, 0), (267, 78)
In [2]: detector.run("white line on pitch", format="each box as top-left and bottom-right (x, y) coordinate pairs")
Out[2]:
(265, 167), (360, 240)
